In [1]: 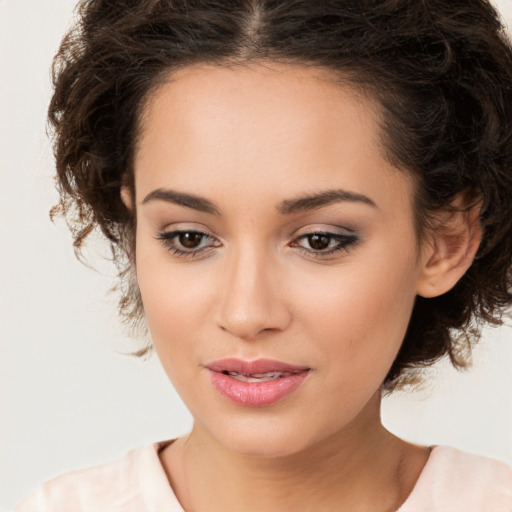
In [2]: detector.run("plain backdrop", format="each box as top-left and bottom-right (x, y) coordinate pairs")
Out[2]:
(1, 0), (512, 510)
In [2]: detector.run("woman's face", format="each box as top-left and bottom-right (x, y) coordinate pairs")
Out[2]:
(132, 62), (426, 456)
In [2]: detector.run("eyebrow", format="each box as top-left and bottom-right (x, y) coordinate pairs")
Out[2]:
(277, 189), (377, 215)
(141, 187), (377, 215)
(142, 188), (220, 215)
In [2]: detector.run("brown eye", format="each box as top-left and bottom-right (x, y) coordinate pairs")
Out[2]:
(292, 231), (359, 257)
(156, 229), (219, 257)
(307, 234), (331, 251)
(178, 232), (205, 249)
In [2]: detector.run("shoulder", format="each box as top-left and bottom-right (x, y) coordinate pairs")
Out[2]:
(13, 441), (181, 512)
(400, 446), (512, 512)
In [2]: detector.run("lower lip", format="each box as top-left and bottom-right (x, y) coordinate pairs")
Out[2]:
(208, 370), (309, 407)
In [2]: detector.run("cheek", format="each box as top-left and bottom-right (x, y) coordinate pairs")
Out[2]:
(136, 263), (213, 406)
(290, 245), (419, 374)
(134, 235), (207, 354)
(138, 276), (209, 348)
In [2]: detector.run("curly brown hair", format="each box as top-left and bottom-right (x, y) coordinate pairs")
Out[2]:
(49, 0), (512, 390)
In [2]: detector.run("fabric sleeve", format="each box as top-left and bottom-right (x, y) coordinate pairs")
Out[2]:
(12, 485), (48, 512)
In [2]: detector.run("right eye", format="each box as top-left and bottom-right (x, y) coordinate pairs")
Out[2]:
(155, 230), (220, 258)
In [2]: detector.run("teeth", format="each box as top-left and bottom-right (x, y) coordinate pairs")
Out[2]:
(226, 371), (289, 382)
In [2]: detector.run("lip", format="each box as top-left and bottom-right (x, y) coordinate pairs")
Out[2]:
(206, 358), (310, 374)
(205, 358), (311, 407)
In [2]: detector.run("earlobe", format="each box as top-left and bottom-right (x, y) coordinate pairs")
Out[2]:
(416, 196), (482, 298)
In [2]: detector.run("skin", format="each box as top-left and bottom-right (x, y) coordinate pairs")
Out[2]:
(127, 62), (480, 511)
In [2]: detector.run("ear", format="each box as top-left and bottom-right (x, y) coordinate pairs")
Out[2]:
(120, 186), (134, 211)
(416, 193), (482, 298)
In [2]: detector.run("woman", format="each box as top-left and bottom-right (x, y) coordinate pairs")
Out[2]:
(14, 0), (512, 510)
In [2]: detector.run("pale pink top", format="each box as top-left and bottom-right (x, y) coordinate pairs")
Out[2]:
(14, 441), (512, 511)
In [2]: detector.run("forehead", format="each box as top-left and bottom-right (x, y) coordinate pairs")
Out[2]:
(134, 62), (414, 213)
(138, 61), (381, 154)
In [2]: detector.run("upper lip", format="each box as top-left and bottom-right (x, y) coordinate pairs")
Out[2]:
(205, 358), (310, 375)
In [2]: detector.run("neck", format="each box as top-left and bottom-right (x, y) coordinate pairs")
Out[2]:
(160, 395), (429, 512)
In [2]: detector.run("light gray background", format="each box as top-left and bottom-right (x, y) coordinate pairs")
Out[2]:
(1, 1), (512, 510)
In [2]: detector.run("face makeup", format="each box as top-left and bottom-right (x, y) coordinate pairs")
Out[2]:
(205, 358), (310, 406)
(133, 62), (425, 457)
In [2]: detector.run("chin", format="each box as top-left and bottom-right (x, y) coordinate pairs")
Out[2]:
(203, 416), (331, 459)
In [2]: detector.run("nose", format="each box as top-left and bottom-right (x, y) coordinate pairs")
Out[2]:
(215, 246), (292, 341)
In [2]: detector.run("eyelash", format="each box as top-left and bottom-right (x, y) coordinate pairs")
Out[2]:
(292, 231), (359, 257)
(155, 229), (359, 259)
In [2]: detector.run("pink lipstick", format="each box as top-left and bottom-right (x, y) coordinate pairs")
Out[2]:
(205, 358), (310, 407)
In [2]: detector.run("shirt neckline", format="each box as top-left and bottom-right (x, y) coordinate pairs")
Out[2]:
(141, 440), (437, 511)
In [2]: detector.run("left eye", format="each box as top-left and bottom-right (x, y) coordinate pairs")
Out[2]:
(293, 232), (358, 254)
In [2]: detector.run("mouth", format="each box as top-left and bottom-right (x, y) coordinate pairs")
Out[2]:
(205, 358), (311, 407)
(221, 370), (299, 382)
